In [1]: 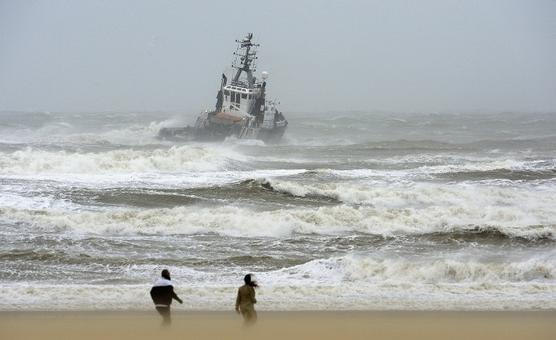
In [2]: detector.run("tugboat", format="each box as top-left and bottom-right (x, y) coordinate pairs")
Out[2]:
(158, 33), (287, 143)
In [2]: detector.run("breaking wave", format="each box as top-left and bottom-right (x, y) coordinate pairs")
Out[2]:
(257, 177), (556, 208)
(271, 253), (556, 285)
(0, 145), (246, 174)
(1, 253), (555, 311)
(2, 201), (554, 239)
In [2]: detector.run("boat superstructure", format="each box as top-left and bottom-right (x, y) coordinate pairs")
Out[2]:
(158, 33), (287, 143)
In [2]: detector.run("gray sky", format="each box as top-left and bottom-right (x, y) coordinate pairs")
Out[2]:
(1, 0), (555, 113)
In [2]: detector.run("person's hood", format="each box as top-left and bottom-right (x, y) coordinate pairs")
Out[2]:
(153, 277), (172, 287)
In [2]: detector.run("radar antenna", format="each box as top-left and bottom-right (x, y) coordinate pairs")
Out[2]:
(232, 33), (259, 86)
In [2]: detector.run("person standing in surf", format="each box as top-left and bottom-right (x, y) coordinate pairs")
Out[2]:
(150, 269), (183, 326)
(235, 274), (258, 325)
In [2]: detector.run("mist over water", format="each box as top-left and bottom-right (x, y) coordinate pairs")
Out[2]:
(1, 110), (555, 310)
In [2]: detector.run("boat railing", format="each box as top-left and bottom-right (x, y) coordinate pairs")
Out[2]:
(230, 80), (263, 89)
(230, 80), (249, 88)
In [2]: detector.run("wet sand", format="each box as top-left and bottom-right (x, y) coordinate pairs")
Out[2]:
(1, 310), (554, 340)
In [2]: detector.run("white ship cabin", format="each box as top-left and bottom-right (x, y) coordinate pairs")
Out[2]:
(222, 83), (261, 116)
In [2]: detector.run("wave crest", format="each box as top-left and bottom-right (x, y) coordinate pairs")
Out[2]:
(272, 254), (556, 285)
(0, 145), (245, 174)
(2, 203), (554, 240)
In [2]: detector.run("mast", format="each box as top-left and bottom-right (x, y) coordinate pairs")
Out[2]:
(232, 33), (259, 86)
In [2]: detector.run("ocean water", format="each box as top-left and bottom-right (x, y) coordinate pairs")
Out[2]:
(0, 110), (555, 311)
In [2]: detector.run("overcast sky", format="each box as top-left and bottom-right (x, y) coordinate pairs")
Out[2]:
(1, 0), (555, 113)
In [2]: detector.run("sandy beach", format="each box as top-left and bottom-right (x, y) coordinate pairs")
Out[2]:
(1, 310), (555, 340)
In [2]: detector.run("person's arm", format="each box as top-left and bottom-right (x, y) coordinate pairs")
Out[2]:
(171, 286), (183, 304)
(250, 287), (257, 304)
(235, 289), (241, 313)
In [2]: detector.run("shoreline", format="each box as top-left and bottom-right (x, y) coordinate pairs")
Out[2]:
(3, 309), (555, 312)
(2, 310), (555, 340)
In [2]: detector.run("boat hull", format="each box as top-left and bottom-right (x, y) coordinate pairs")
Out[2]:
(157, 114), (287, 143)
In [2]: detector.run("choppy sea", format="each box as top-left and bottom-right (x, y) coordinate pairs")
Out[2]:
(0, 110), (555, 310)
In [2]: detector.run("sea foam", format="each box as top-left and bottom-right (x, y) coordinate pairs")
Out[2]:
(2, 190), (554, 239)
(0, 145), (245, 174)
(1, 253), (554, 311)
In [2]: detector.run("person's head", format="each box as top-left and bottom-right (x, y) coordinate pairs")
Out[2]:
(161, 269), (171, 280)
(244, 274), (258, 287)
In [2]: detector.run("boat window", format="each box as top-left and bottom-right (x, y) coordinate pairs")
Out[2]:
(241, 93), (247, 99)
(231, 91), (240, 104)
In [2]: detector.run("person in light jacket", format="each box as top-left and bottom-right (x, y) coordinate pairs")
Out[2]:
(150, 269), (183, 325)
(235, 274), (258, 325)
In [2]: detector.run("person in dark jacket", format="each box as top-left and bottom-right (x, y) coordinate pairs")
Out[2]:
(150, 269), (183, 325)
(235, 274), (258, 325)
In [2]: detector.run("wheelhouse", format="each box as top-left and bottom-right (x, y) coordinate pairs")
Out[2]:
(222, 84), (262, 115)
